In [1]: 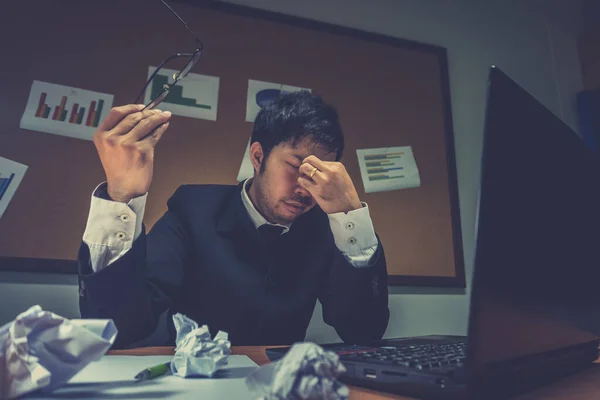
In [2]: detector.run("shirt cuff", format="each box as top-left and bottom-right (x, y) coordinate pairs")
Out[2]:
(328, 202), (379, 268)
(82, 182), (147, 271)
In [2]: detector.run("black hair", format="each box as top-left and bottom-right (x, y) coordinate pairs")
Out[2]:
(250, 91), (344, 166)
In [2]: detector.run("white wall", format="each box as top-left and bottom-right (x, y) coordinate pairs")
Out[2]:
(0, 0), (584, 343)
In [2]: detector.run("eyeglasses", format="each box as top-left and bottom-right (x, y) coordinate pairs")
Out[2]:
(134, 0), (203, 111)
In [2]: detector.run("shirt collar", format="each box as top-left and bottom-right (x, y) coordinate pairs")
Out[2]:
(241, 178), (290, 234)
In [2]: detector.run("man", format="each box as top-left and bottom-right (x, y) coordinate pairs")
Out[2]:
(78, 91), (389, 348)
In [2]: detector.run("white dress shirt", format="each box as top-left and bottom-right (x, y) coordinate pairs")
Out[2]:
(82, 179), (379, 272)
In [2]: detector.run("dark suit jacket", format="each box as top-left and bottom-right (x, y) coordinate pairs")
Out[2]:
(78, 183), (389, 348)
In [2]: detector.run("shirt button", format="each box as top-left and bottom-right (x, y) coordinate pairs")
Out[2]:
(348, 237), (357, 245)
(345, 222), (355, 230)
(120, 214), (130, 222)
(116, 231), (126, 240)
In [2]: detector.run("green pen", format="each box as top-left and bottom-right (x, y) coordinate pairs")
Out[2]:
(134, 362), (171, 381)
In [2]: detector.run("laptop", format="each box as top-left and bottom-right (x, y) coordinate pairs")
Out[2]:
(266, 66), (600, 399)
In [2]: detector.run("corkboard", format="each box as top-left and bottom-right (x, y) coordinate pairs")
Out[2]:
(0, 0), (464, 286)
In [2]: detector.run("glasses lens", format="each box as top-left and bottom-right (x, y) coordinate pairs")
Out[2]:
(177, 50), (202, 81)
(142, 85), (170, 111)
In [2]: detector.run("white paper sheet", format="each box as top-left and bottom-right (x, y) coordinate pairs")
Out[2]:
(246, 342), (348, 400)
(19, 80), (114, 141)
(144, 66), (220, 121)
(26, 355), (258, 400)
(170, 314), (231, 378)
(236, 138), (254, 182)
(245, 79), (311, 122)
(0, 156), (28, 220)
(0, 305), (117, 399)
(356, 146), (421, 193)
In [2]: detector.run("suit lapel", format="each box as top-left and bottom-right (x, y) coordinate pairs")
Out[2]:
(216, 182), (260, 241)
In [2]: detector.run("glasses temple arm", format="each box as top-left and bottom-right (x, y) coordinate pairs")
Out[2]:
(133, 53), (195, 103)
(160, 0), (204, 47)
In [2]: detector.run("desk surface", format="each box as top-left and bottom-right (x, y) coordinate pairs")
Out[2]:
(108, 346), (600, 399)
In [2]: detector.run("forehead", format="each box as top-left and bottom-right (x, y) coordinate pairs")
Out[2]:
(273, 136), (336, 162)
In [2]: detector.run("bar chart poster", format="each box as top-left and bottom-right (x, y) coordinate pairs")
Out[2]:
(246, 79), (311, 122)
(143, 66), (219, 121)
(356, 146), (421, 193)
(0, 156), (28, 221)
(20, 81), (114, 141)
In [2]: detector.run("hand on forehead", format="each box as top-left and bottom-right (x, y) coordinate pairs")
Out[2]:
(286, 137), (337, 162)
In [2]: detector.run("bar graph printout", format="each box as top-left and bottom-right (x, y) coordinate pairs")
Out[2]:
(356, 146), (421, 193)
(0, 156), (28, 220)
(143, 66), (219, 121)
(20, 81), (114, 141)
(245, 79), (311, 122)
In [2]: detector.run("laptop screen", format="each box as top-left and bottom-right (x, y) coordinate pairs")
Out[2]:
(467, 67), (600, 370)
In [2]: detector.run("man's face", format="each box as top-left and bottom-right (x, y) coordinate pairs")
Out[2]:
(249, 137), (337, 225)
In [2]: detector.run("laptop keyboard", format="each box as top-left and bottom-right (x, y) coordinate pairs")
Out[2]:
(338, 342), (467, 371)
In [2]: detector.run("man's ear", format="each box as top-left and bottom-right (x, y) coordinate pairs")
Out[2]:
(249, 141), (264, 173)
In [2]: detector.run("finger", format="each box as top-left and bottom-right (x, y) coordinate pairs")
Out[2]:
(298, 176), (318, 194)
(299, 162), (324, 182)
(303, 155), (330, 172)
(109, 109), (163, 137)
(139, 121), (170, 145)
(125, 111), (172, 143)
(99, 104), (145, 132)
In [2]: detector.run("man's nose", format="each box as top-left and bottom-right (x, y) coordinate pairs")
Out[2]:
(294, 183), (312, 200)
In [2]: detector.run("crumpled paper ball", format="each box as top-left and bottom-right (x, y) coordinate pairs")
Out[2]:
(245, 342), (349, 400)
(0, 305), (117, 400)
(170, 313), (231, 378)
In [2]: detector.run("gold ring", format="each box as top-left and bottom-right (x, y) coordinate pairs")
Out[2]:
(309, 167), (318, 178)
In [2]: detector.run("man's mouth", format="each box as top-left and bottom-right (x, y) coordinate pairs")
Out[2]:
(284, 201), (305, 213)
